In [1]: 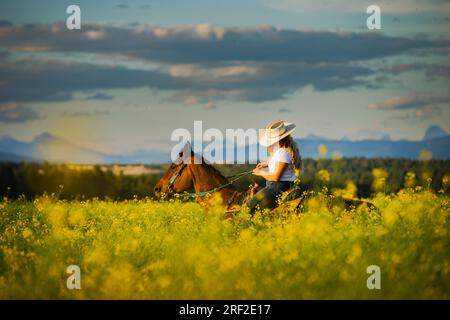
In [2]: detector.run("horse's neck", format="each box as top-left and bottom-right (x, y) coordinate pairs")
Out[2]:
(190, 164), (236, 203)
(190, 164), (232, 190)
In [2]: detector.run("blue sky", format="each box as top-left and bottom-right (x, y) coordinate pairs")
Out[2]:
(0, 0), (449, 155)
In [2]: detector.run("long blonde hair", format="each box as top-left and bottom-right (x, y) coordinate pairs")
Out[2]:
(279, 135), (302, 174)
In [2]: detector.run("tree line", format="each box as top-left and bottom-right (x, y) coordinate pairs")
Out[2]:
(0, 158), (448, 200)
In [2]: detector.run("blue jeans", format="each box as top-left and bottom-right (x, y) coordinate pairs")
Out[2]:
(246, 181), (292, 214)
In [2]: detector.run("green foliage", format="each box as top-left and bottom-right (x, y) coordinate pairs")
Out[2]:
(0, 158), (448, 200)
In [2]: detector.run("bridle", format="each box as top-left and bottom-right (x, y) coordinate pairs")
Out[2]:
(167, 162), (188, 193)
(164, 153), (253, 199)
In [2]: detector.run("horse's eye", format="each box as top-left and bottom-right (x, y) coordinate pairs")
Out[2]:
(179, 151), (183, 157)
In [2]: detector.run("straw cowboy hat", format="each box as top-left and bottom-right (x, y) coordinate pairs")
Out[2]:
(259, 120), (296, 147)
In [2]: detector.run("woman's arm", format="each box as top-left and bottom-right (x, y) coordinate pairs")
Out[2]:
(256, 161), (268, 169)
(253, 162), (288, 182)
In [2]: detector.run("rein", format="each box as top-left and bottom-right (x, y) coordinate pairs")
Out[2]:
(168, 165), (253, 199)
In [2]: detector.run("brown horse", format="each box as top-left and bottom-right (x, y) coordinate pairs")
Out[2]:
(153, 147), (248, 209)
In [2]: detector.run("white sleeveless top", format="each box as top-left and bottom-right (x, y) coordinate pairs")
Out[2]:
(267, 147), (296, 182)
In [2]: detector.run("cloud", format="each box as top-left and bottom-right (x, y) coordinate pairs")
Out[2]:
(0, 20), (13, 27)
(0, 56), (373, 105)
(265, 0), (450, 13)
(0, 51), (10, 60)
(61, 110), (111, 117)
(0, 23), (448, 105)
(0, 103), (39, 122)
(391, 105), (442, 120)
(381, 63), (450, 79)
(0, 58), (186, 103)
(278, 107), (291, 113)
(83, 30), (106, 40)
(116, 4), (129, 9)
(369, 95), (450, 121)
(203, 102), (216, 110)
(0, 23), (447, 64)
(369, 95), (450, 110)
(168, 64), (258, 79)
(85, 93), (114, 100)
(414, 105), (442, 118)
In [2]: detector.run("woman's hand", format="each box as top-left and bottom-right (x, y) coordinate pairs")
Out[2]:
(255, 162), (288, 182)
(256, 162), (268, 169)
(252, 167), (262, 176)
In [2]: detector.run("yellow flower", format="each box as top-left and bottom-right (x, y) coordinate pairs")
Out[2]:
(318, 144), (328, 158)
(346, 244), (362, 264)
(339, 269), (351, 282)
(383, 206), (399, 226)
(68, 209), (86, 227)
(22, 228), (32, 239)
(333, 180), (357, 199)
(391, 254), (402, 265)
(419, 149), (432, 161)
(0, 190), (448, 299)
(404, 172), (416, 188)
(157, 275), (172, 289)
(372, 168), (388, 192)
(443, 174), (450, 187)
(317, 169), (331, 183)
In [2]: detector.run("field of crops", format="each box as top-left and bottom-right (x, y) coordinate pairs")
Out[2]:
(0, 188), (449, 299)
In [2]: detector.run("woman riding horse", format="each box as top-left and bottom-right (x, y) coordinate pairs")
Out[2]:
(154, 121), (373, 215)
(247, 120), (302, 214)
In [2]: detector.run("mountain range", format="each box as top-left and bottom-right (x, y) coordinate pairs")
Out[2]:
(0, 125), (449, 164)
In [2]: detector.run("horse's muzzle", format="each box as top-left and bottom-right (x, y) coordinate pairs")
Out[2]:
(154, 185), (162, 198)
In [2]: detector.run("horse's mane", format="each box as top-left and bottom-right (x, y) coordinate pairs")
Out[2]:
(205, 163), (228, 182)
(194, 154), (228, 183)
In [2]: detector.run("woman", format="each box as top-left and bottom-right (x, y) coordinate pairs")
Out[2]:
(247, 120), (302, 214)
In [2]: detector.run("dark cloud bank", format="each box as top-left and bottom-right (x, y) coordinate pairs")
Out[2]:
(0, 23), (449, 106)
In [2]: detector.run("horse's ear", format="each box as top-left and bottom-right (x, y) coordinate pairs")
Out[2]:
(184, 141), (192, 151)
(178, 141), (202, 164)
(179, 141), (193, 164)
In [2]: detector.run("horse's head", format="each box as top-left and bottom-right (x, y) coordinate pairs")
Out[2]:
(154, 143), (196, 198)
